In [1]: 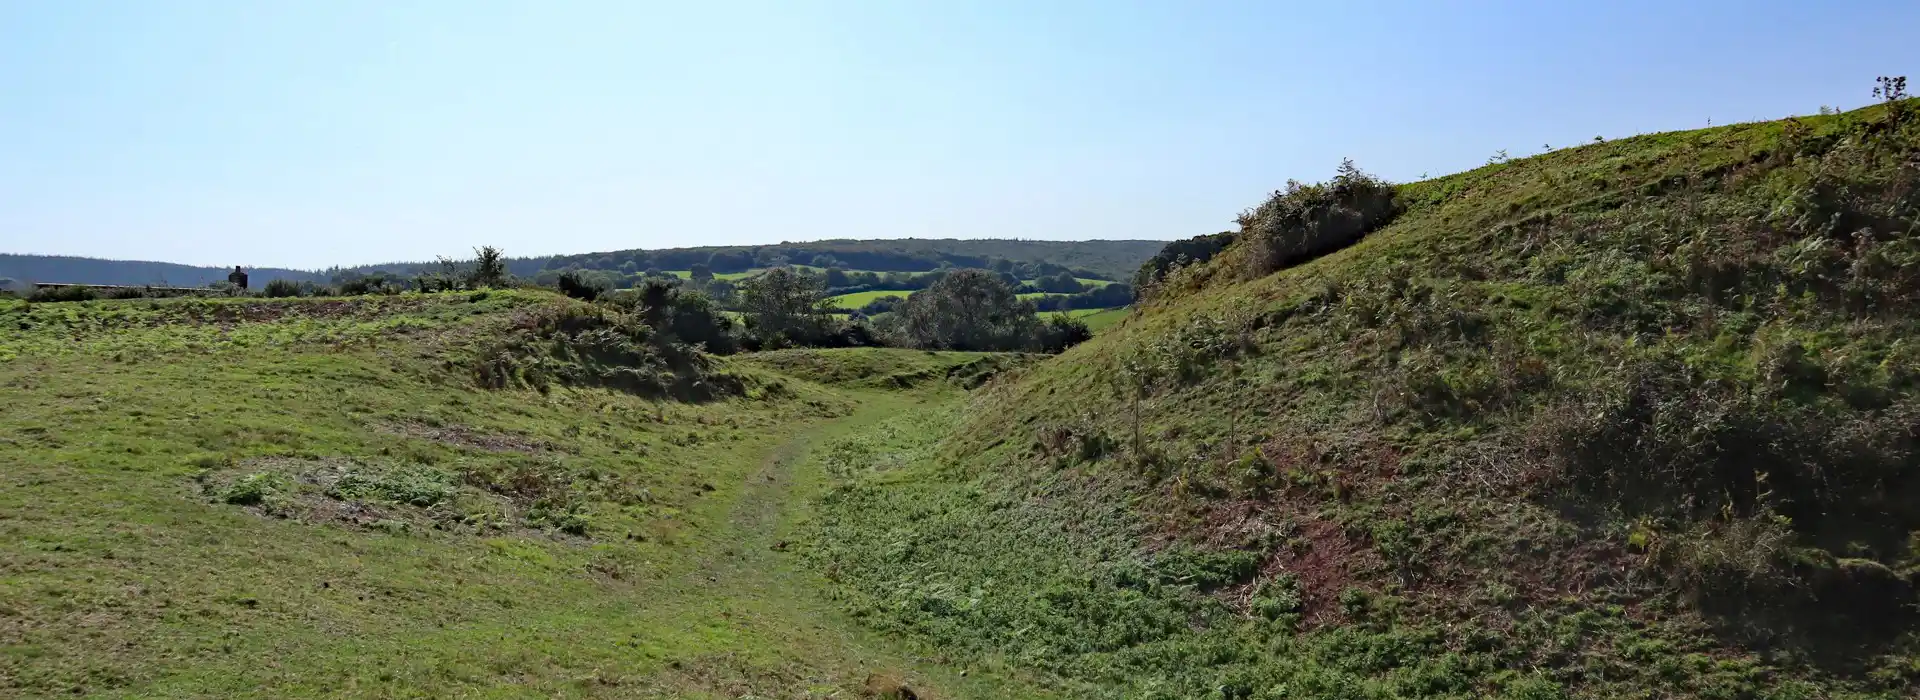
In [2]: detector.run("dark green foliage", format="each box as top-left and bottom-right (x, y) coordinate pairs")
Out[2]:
(738, 267), (832, 349)
(1238, 159), (1398, 278)
(1031, 272), (1086, 294)
(893, 269), (1039, 352)
(1134, 231), (1236, 291)
(262, 278), (303, 298)
(556, 269), (608, 301)
(623, 279), (738, 354)
(334, 271), (409, 296)
(857, 294), (907, 315)
(1032, 314), (1093, 354)
(471, 246), (508, 288)
(27, 285), (96, 302)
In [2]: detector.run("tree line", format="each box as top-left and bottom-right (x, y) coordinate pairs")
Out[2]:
(10, 247), (1098, 356)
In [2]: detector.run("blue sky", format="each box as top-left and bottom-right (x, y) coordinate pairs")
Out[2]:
(1, 1), (1913, 269)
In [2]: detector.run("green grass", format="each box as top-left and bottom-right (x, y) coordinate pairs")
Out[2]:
(797, 102), (1920, 698)
(0, 294), (1055, 698)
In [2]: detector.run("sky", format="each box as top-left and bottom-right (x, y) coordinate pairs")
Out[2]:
(1, 1), (1914, 269)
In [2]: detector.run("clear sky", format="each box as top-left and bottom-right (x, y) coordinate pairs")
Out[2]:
(2, 1), (1913, 269)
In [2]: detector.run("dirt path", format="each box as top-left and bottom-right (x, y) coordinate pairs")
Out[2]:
(661, 393), (1055, 699)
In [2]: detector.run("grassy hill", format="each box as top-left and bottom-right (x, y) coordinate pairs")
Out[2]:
(0, 291), (1069, 698)
(12, 100), (1918, 699)
(800, 101), (1920, 698)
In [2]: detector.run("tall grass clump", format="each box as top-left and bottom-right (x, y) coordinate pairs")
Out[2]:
(472, 301), (742, 401)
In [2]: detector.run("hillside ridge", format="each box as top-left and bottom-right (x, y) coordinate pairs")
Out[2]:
(803, 99), (1920, 698)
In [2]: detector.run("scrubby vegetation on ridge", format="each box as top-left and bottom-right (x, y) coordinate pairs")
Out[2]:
(804, 97), (1920, 698)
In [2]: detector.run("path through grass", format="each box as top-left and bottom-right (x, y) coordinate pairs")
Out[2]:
(0, 297), (1048, 698)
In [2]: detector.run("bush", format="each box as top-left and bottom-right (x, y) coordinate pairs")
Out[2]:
(262, 279), (304, 298)
(221, 472), (287, 507)
(556, 270), (607, 301)
(1239, 159), (1398, 277)
(28, 285), (95, 303)
(618, 280), (738, 354)
(336, 272), (407, 295)
(1033, 314), (1093, 353)
(893, 269), (1039, 351)
(472, 301), (743, 401)
(1135, 231), (1237, 291)
(858, 295), (908, 315)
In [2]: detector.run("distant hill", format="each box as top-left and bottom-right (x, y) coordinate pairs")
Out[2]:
(530, 239), (1166, 281)
(2, 238), (1167, 289)
(0, 254), (324, 289)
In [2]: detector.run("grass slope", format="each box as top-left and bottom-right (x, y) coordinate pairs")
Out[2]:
(0, 293), (1051, 698)
(802, 102), (1920, 698)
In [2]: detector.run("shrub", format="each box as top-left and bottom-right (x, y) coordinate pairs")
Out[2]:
(858, 294), (907, 315)
(738, 267), (834, 349)
(617, 280), (738, 354)
(28, 285), (95, 303)
(1033, 314), (1093, 353)
(1238, 159), (1398, 277)
(556, 270), (606, 301)
(221, 472), (287, 507)
(262, 279), (303, 298)
(893, 269), (1039, 351)
(335, 272), (407, 295)
(470, 245), (508, 288)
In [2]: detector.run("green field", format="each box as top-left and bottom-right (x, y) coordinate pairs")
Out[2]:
(1061, 306), (1128, 332)
(664, 268), (777, 281)
(822, 288), (915, 309)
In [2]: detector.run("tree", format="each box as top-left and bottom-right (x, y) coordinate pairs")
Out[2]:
(1035, 272), (1085, 294)
(1033, 314), (1093, 353)
(689, 263), (714, 284)
(858, 294), (907, 315)
(471, 246), (508, 288)
(707, 250), (755, 273)
(629, 280), (737, 354)
(809, 254), (841, 269)
(894, 269), (1038, 351)
(738, 267), (829, 348)
(824, 267), (851, 288)
(557, 270), (607, 301)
